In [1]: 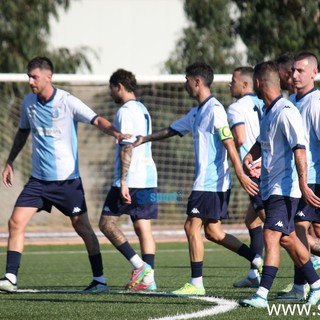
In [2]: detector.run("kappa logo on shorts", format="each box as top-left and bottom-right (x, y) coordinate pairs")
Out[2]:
(275, 220), (284, 228)
(296, 211), (305, 217)
(72, 207), (82, 214)
(103, 205), (111, 212)
(191, 207), (200, 214)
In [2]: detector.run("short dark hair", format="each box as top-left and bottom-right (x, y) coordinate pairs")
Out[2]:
(276, 52), (295, 67)
(254, 61), (280, 86)
(185, 62), (214, 87)
(27, 56), (54, 73)
(109, 69), (137, 93)
(233, 66), (254, 78)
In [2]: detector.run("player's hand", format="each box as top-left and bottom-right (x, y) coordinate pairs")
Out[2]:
(132, 135), (145, 148)
(115, 133), (132, 144)
(2, 163), (14, 187)
(243, 156), (258, 178)
(249, 161), (261, 178)
(301, 185), (320, 208)
(238, 173), (259, 196)
(120, 184), (131, 204)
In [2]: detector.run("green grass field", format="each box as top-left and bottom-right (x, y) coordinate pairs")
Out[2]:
(0, 241), (318, 320)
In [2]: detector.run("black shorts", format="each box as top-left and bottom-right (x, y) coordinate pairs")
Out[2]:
(15, 176), (87, 216)
(263, 195), (298, 235)
(186, 190), (230, 220)
(101, 186), (158, 221)
(249, 177), (264, 213)
(295, 184), (320, 223)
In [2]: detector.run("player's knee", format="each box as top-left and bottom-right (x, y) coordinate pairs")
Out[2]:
(99, 217), (114, 238)
(204, 231), (220, 243)
(8, 217), (23, 232)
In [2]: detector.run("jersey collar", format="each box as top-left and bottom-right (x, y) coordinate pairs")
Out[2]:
(265, 95), (282, 114)
(295, 87), (317, 102)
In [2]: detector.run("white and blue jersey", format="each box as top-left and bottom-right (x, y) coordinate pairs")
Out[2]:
(227, 93), (264, 161)
(257, 96), (306, 200)
(170, 95), (231, 192)
(112, 100), (157, 188)
(288, 88), (320, 184)
(20, 88), (97, 181)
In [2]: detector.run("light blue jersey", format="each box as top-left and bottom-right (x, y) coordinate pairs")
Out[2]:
(288, 88), (320, 184)
(258, 96), (306, 200)
(170, 95), (232, 192)
(112, 100), (157, 188)
(227, 93), (264, 161)
(20, 88), (97, 181)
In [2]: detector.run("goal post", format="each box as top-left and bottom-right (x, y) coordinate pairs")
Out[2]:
(0, 73), (253, 230)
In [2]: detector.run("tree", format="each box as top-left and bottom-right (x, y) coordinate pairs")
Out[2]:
(0, 0), (93, 73)
(0, 1), (95, 178)
(233, 0), (320, 65)
(164, 0), (243, 74)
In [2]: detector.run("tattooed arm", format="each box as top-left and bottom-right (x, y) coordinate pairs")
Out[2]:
(132, 127), (178, 148)
(294, 148), (320, 208)
(120, 144), (133, 204)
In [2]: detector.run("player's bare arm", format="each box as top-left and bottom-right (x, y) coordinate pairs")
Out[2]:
(294, 148), (320, 208)
(2, 128), (30, 187)
(93, 116), (131, 143)
(133, 127), (178, 147)
(223, 138), (259, 196)
(120, 144), (133, 204)
(231, 124), (246, 149)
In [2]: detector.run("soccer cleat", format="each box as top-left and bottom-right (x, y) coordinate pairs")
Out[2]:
(275, 287), (306, 301)
(311, 257), (320, 270)
(125, 263), (152, 289)
(239, 293), (268, 308)
(129, 281), (157, 291)
(82, 280), (109, 294)
(233, 274), (260, 288)
(277, 283), (309, 297)
(0, 277), (17, 293)
(307, 288), (320, 305)
(171, 283), (205, 296)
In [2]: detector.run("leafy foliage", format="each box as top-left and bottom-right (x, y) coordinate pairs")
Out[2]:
(233, 0), (320, 65)
(165, 0), (243, 74)
(0, 0), (93, 73)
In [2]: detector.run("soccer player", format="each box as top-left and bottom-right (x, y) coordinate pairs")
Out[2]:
(227, 67), (265, 288)
(276, 52), (297, 95)
(134, 62), (262, 296)
(99, 69), (158, 291)
(0, 56), (129, 294)
(240, 61), (320, 308)
(275, 52), (320, 301)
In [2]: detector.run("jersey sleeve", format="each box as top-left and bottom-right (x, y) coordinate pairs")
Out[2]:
(214, 104), (233, 140)
(67, 94), (97, 124)
(227, 102), (244, 129)
(19, 100), (31, 129)
(280, 105), (306, 149)
(170, 108), (195, 136)
(310, 99), (320, 142)
(114, 107), (136, 144)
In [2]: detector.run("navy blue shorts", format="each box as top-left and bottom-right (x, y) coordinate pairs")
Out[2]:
(249, 177), (264, 213)
(263, 195), (299, 235)
(15, 176), (87, 216)
(186, 190), (230, 220)
(101, 186), (158, 221)
(295, 184), (320, 223)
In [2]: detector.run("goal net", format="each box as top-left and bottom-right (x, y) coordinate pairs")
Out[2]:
(0, 74), (251, 231)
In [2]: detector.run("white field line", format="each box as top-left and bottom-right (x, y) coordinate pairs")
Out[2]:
(15, 289), (238, 320)
(150, 296), (238, 320)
